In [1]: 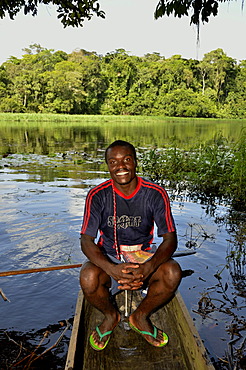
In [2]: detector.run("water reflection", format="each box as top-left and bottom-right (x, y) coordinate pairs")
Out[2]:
(0, 118), (245, 156)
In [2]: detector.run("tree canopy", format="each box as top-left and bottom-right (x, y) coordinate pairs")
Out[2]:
(0, 45), (245, 118)
(0, 0), (241, 27)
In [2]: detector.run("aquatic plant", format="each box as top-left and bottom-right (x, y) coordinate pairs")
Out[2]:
(140, 132), (246, 211)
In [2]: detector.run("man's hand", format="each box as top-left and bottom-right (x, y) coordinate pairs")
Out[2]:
(109, 263), (144, 291)
(117, 263), (152, 291)
(118, 262), (153, 290)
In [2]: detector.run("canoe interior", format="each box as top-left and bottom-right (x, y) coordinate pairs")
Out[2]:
(65, 290), (214, 370)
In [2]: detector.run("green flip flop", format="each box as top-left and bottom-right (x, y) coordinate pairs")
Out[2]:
(129, 322), (168, 347)
(89, 325), (113, 351)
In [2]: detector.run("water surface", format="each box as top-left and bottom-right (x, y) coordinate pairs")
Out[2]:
(0, 118), (245, 368)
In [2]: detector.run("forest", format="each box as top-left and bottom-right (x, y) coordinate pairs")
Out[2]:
(0, 44), (245, 118)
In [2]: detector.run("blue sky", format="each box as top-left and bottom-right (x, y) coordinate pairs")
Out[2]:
(0, 0), (245, 64)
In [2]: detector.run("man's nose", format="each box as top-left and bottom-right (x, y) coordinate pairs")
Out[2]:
(117, 159), (125, 168)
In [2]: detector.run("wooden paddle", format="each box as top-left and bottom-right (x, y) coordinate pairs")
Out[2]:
(0, 250), (196, 278)
(0, 263), (82, 277)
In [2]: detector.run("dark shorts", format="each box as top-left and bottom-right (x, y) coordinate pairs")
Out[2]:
(107, 254), (124, 295)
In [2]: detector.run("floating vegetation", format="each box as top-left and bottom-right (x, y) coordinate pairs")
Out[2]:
(183, 223), (215, 249)
(140, 132), (246, 211)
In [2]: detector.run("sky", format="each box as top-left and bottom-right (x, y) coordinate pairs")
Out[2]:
(0, 0), (245, 64)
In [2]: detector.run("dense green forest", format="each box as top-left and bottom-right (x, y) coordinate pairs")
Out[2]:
(0, 45), (245, 118)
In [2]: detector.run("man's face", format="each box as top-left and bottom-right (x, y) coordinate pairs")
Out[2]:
(106, 145), (137, 186)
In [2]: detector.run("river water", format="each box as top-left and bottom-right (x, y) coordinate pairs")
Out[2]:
(0, 118), (245, 369)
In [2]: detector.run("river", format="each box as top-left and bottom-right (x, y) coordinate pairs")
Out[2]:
(0, 117), (245, 369)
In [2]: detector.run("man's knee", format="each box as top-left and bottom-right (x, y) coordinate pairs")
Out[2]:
(80, 262), (110, 294)
(80, 262), (99, 292)
(155, 259), (182, 289)
(166, 259), (182, 281)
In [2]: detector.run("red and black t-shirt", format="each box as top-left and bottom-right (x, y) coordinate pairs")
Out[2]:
(81, 177), (176, 258)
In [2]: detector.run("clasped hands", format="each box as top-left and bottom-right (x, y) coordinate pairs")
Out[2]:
(112, 262), (150, 291)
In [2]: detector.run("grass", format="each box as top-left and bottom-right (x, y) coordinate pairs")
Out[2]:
(0, 112), (245, 123)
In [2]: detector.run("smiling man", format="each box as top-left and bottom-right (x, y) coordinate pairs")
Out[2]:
(80, 140), (182, 350)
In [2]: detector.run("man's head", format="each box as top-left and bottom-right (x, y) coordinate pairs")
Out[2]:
(105, 140), (137, 164)
(105, 140), (137, 187)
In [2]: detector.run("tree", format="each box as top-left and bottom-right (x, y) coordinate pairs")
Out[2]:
(42, 60), (86, 113)
(0, 0), (243, 28)
(224, 60), (246, 117)
(100, 49), (139, 114)
(0, 44), (245, 117)
(1, 46), (68, 112)
(68, 50), (107, 113)
(0, 1), (105, 28)
(154, 0), (222, 26)
(198, 49), (236, 103)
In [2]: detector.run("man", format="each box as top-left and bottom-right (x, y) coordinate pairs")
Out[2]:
(80, 140), (182, 351)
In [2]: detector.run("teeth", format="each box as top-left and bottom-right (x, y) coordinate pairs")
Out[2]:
(116, 171), (128, 176)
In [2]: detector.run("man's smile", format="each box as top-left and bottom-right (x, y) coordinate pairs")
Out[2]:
(116, 170), (129, 176)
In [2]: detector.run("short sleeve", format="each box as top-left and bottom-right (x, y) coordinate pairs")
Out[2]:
(152, 188), (176, 235)
(81, 189), (102, 238)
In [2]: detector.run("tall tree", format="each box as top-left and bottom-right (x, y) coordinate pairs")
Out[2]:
(225, 60), (246, 117)
(68, 50), (107, 113)
(198, 49), (236, 102)
(1, 46), (68, 112)
(101, 49), (139, 114)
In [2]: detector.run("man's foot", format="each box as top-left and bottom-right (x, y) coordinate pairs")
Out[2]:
(89, 313), (120, 351)
(129, 314), (168, 347)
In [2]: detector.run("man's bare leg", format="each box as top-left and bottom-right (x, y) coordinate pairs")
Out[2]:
(80, 262), (121, 349)
(129, 259), (182, 346)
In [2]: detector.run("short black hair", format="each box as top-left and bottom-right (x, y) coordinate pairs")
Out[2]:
(105, 140), (137, 163)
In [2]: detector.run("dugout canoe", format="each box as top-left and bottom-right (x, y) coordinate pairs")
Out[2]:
(65, 290), (215, 370)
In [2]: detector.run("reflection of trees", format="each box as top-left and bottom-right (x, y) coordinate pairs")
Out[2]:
(226, 213), (245, 297)
(0, 119), (243, 157)
(0, 125), (107, 156)
(195, 212), (245, 369)
(199, 207), (245, 296)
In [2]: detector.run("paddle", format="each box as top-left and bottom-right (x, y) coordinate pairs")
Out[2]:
(173, 250), (196, 257)
(0, 263), (82, 277)
(0, 250), (196, 278)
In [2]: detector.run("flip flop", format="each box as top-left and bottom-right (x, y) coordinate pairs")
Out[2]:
(129, 322), (168, 347)
(89, 325), (112, 351)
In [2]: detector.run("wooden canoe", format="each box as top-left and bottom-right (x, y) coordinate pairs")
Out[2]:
(65, 290), (215, 370)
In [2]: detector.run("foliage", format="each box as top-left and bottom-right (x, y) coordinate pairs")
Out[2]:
(0, 0), (243, 27)
(0, 46), (245, 118)
(154, 0), (244, 26)
(140, 132), (246, 211)
(0, 0), (105, 28)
